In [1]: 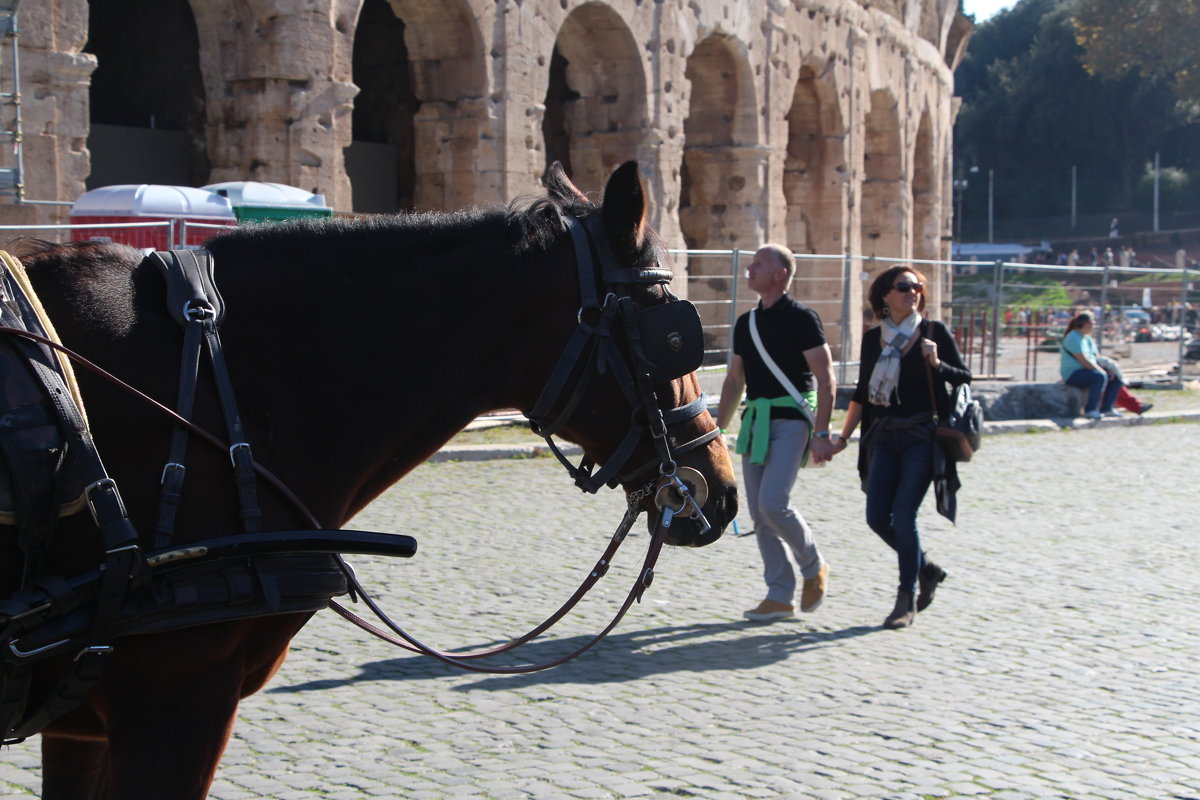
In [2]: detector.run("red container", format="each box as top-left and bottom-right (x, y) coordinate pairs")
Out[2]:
(70, 185), (237, 250)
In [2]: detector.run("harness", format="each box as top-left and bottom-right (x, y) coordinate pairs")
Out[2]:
(326, 212), (722, 673)
(0, 207), (721, 728)
(0, 251), (415, 744)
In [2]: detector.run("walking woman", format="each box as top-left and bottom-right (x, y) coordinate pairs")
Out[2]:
(831, 265), (971, 629)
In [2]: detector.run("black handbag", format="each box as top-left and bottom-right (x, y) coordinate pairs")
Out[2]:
(925, 361), (983, 463)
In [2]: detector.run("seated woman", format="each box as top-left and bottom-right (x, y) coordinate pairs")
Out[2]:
(1060, 311), (1120, 419)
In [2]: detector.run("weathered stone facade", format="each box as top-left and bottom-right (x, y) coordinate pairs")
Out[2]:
(1, 0), (971, 357)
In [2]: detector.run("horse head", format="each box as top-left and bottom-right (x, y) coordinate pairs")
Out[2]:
(528, 162), (737, 547)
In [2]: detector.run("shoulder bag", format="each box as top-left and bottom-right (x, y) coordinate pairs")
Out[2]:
(924, 359), (983, 463)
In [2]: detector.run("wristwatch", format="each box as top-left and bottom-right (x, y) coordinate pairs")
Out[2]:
(814, 431), (830, 439)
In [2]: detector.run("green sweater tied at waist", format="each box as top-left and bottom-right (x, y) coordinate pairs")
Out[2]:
(736, 392), (817, 465)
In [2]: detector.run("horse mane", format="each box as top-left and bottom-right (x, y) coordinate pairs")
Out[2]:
(202, 191), (594, 265)
(6, 238), (142, 336)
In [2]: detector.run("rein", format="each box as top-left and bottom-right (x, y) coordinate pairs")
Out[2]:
(0, 210), (721, 675)
(325, 211), (721, 672)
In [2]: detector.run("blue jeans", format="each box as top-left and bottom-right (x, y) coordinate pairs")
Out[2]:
(865, 425), (933, 594)
(1065, 367), (1119, 412)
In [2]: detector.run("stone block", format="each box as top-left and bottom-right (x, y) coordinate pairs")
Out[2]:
(980, 382), (1087, 421)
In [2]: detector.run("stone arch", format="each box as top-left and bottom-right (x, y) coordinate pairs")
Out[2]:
(85, 0), (208, 187)
(678, 34), (761, 252)
(676, 33), (760, 348)
(346, 0), (418, 212)
(911, 109), (939, 264)
(349, 0), (487, 211)
(783, 62), (849, 356)
(544, 2), (649, 197)
(784, 64), (846, 256)
(861, 89), (906, 271)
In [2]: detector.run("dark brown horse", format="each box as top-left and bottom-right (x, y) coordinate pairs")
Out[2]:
(0, 162), (736, 798)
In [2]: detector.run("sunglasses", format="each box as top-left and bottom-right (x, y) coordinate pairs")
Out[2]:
(892, 281), (924, 294)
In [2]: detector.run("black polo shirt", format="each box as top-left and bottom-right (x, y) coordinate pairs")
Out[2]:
(733, 294), (826, 419)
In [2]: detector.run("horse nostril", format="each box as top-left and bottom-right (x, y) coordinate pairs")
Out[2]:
(723, 484), (739, 523)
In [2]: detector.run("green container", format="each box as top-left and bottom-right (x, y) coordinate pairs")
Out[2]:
(232, 205), (333, 223)
(202, 182), (333, 224)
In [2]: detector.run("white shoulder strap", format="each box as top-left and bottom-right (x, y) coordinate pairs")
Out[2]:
(748, 309), (806, 406)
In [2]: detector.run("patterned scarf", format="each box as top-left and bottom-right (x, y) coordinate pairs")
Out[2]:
(868, 312), (922, 407)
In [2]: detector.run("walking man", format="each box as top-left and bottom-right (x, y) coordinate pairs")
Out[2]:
(717, 244), (835, 622)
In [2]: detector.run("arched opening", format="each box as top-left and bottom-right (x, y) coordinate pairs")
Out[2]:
(678, 34), (760, 351)
(912, 111), (938, 263)
(545, 3), (648, 196)
(346, 0), (487, 211)
(85, 0), (207, 188)
(346, 0), (419, 213)
(861, 90), (905, 273)
(543, 46), (580, 178)
(784, 65), (850, 356)
(679, 35), (759, 251)
(784, 66), (847, 256)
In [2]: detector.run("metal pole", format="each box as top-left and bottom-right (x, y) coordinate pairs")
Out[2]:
(988, 168), (994, 244)
(5, 9), (26, 203)
(991, 259), (1002, 375)
(1153, 151), (1161, 232)
(1098, 259), (1110, 351)
(726, 249), (740, 368)
(840, 251), (852, 386)
(1180, 264), (1191, 373)
(1071, 165), (1077, 230)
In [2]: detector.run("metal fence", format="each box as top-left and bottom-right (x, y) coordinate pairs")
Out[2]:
(4, 219), (1196, 391)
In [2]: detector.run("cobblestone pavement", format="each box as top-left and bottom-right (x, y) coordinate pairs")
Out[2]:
(2, 423), (1199, 799)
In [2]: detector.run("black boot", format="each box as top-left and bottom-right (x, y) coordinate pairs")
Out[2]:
(917, 561), (947, 612)
(883, 590), (916, 629)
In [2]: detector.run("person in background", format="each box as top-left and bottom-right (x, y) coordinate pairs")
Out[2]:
(1060, 311), (1120, 419)
(831, 265), (971, 629)
(717, 244), (835, 623)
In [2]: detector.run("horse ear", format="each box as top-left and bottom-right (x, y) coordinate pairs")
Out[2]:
(601, 161), (647, 249)
(544, 162), (592, 205)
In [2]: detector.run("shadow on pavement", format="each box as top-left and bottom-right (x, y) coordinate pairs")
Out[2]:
(273, 620), (878, 693)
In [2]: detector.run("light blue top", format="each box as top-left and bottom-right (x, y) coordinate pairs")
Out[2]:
(1060, 329), (1098, 379)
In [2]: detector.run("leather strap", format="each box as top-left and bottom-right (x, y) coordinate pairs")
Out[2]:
(149, 250), (261, 540)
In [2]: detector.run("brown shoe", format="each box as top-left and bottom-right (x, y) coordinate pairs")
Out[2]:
(883, 590), (916, 629)
(799, 563), (829, 612)
(743, 599), (795, 621)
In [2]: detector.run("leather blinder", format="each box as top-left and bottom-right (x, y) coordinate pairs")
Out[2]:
(635, 299), (704, 383)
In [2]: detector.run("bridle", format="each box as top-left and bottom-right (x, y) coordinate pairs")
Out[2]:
(326, 210), (725, 672)
(0, 210), (724, 676)
(528, 212), (721, 527)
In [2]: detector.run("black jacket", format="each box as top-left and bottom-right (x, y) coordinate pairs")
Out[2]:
(854, 319), (972, 520)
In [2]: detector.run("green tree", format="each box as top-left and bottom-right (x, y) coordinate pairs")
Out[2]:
(954, 0), (1189, 228)
(1074, 0), (1200, 106)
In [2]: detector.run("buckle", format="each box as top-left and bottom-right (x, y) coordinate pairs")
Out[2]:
(84, 478), (127, 526)
(160, 461), (186, 484)
(228, 442), (251, 467)
(74, 645), (114, 662)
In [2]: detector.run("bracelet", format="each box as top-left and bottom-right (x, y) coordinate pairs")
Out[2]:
(814, 430), (830, 439)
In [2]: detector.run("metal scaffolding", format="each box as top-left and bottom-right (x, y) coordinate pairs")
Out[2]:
(0, 0), (23, 201)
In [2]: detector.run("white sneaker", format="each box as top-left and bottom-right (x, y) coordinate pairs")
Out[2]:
(1085, 409), (1102, 420)
(1103, 409), (1123, 418)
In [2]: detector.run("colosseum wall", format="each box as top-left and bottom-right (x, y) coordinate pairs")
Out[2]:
(1, 0), (971, 359)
